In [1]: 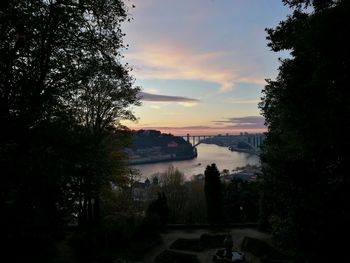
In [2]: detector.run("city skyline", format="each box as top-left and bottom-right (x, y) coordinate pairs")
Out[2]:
(122, 0), (291, 135)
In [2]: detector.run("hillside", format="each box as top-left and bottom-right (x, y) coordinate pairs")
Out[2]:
(126, 130), (197, 164)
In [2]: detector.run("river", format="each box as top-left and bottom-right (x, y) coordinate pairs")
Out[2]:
(130, 143), (260, 180)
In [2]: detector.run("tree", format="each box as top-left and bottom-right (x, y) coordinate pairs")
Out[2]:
(0, 0), (140, 256)
(204, 163), (223, 224)
(159, 166), (187, 223)
(259, 0), (350, 261)
(146, 192), (169, 227)
(223, 178), (259, 223)
(183, 178), (207, 224)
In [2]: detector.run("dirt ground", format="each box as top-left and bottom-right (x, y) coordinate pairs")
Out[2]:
(139, 227), (271, 263)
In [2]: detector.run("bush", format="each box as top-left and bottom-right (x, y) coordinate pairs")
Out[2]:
(241, 236), (292, 262)
(199, 233), (226, 248)
(155, 250), (200, 263)
(99, 213), (141, 248)
(170, 238), (203, 252)
(136, 213), (162, 238)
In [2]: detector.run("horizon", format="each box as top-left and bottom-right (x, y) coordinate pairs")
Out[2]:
(130, 127), (266, 137)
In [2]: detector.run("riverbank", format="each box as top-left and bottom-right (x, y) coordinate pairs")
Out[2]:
(129, 144), (260, 180)
(128, 151), (198, 165)
(228, 146), (259, 156)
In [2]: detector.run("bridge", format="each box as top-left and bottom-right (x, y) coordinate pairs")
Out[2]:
(180, 134), (214, 147)
(178, 133), (265, 154)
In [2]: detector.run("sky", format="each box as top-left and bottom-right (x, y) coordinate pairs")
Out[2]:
(122, 0), (291, 135)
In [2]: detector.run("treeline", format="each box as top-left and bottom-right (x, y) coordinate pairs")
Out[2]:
(142, 165), (260, 225)
(0, 0), (140, 262)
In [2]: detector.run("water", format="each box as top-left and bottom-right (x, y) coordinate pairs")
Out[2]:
(130, 143), (260, 180)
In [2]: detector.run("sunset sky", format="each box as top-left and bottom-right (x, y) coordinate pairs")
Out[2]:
(122, 0), (291, 135)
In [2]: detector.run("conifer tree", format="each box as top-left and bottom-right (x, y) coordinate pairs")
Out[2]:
(204, 163), (223, 224)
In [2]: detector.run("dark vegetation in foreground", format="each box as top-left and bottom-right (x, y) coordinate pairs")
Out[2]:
(169, 233), (229, 252)
(259, 0), (350, 261)
(155, 250), (200, 263)
(0, 0), (141, 262)
(1, 0), (349, 262)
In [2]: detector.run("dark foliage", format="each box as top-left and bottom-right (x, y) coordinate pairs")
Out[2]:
(260, 0), (350, 261)
(146, 192), (169, 227)
(131, 129), (194, 157)
(68, 224), (161, 262)
(241, 237), (291, 262)
(155, 250), (200, 263)
(170, 238), (203, 252)
(204, 163), (223, 224)
(223, 178), (259, 223)
(0, 0), (139, 260)
(199, 233), (227, 249)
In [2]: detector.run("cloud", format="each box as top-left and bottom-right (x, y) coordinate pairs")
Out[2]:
(138, 91), (199, 102)
(212, 116), (266, 129)
(128, 43), (265, 93)
(129, 124), (267, 136)
(142, 87), (159, 94)
(130, 125), (212, 130)
(129, 116), (267, 135)
(149, 105), (161, 109)
(124, 0), (290, 95)
(129, 116), (266, 131)
(177, 102), (199, 107)
(131, 125), (265, 130)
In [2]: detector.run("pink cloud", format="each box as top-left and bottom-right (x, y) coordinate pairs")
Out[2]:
(138, 92), (199, 102)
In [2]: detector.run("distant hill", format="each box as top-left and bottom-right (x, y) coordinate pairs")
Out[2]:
(126, 130), (197, 164)
(131, 130), (188, 148)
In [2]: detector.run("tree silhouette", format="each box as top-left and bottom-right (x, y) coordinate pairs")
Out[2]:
(160, 166), (187, 223)
(204, 163), (223, 224)
(0, 0), (139, 258)
(147, 192), (169, 227)
(259, 0), (350, 261)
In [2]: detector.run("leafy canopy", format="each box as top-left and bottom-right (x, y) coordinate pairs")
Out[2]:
(259, 0), (350, 261)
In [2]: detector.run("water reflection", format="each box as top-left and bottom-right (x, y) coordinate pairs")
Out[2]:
(130, 143), (260, 180)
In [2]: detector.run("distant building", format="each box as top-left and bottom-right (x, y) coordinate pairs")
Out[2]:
(220, 165), (262, 183)
(131, 181), (148, 202)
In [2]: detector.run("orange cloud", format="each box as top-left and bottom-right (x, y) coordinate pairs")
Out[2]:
(127, 42), (265, 92)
